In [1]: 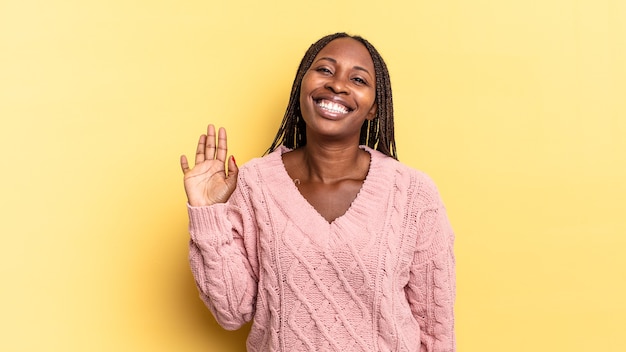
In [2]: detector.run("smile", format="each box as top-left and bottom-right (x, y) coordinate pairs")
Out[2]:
(316, 99), (351, 114)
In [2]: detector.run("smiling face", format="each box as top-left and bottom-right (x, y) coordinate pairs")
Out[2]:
(299, 37), (377, 144)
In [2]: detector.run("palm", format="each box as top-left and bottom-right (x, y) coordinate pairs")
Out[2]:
(180, 125), (238, 207)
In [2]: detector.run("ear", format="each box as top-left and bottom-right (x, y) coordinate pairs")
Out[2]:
(366, 103), (377, 121)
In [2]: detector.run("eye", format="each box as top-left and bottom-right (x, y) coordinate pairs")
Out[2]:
(315, 67), (332, 75)
(352, 77), (368, 85)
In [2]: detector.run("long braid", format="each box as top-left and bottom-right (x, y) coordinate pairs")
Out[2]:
(266, 33), (398, 160)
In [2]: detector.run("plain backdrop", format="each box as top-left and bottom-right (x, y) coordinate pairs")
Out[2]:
(1, 0), (625, 351)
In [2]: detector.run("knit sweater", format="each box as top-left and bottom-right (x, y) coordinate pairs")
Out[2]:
(188, 146), (455, 352)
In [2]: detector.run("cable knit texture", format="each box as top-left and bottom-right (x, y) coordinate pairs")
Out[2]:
(188, 146), (455, 351)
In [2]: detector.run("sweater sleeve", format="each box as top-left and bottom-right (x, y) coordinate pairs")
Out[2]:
(187, 173), (259, 330)
(405, 177), (456, 352)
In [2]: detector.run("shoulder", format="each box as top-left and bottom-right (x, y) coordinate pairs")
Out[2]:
(365, 146), (442, 203)
(234, 146), (292, 194)
(240, 146), (287, 169)
(237, 146), (288, 176)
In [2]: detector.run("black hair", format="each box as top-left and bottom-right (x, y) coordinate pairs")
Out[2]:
(266, 32), (397, 159)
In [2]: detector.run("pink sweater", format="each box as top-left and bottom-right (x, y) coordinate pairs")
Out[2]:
(188, 146), (455, 351)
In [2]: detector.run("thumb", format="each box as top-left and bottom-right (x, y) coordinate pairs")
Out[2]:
(226, 155), (239, 189)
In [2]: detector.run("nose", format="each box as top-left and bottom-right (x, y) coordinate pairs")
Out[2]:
(324, 74), (349, 94)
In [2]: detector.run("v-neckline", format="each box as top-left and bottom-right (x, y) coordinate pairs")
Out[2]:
(262, 145), (386, 232)
(286, 152), (371, 225)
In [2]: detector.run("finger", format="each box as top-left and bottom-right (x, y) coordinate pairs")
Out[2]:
(205, 124), (216, 160)
(195, 134), (207, 165)
(215, 127), (228, 162)
(226, 155), (239, 188)
(180, 155), (191, 174)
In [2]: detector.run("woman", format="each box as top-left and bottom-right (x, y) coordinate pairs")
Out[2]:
(180, 32), (456, 352)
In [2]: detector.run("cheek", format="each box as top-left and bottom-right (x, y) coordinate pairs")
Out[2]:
(299, 76), (318, 111)
(298, 76), (310, 101)
(301, 80), (317, 99)
(298, 89), (308, 110)
(358, 90), (376, 109)
(298, 85), (312, 119)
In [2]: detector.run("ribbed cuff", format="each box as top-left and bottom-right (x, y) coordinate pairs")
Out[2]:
(187, 203), (233, 248)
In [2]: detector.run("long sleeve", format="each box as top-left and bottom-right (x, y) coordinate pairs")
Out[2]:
(188, 173), (259, 330)
(405, 179), (456, 352)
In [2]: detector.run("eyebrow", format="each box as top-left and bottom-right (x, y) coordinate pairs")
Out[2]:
(315, 57), (372, 76)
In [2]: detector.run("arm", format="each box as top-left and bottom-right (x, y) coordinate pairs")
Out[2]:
(188, 178), (259, 330)
(405, 179), (456, 352)
(180, 124), (257, 329)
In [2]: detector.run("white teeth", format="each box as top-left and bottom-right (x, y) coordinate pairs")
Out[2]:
(318, 100), (349, 114)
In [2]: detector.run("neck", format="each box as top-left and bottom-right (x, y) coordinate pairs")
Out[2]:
(299, 142), (369, 184)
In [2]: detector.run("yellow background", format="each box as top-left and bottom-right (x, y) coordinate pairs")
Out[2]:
(1, 0), (624, 351)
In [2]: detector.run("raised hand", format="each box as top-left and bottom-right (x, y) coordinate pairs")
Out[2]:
(180, 125), (238, 207)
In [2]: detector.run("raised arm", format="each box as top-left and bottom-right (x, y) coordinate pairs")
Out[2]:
(181, 124), (258, 329)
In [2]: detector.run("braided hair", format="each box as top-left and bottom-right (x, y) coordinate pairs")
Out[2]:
(266, 32), (397, 159)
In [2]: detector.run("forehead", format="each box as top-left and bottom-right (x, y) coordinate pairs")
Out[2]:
(314, 37), (374, 70)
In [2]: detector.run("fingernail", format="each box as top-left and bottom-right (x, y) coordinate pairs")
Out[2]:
(231, 156), (236, 165)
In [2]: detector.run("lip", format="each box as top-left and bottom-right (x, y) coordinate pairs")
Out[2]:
(311, 95), (355, 120)
(313, 100), (347, 120)
(313, 94), (355, 111)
